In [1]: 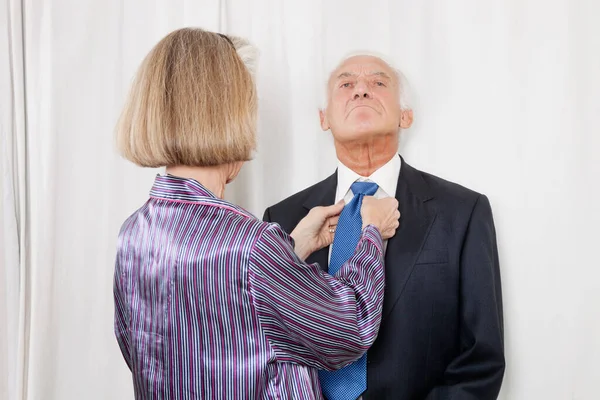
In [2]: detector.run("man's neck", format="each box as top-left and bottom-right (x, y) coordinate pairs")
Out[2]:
(334, 134), (398, 176)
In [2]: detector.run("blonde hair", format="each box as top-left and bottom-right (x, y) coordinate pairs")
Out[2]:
(116, 28), (258, 167)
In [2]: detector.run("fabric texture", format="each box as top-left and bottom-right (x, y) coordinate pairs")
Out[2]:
(114, 175), (385, 399)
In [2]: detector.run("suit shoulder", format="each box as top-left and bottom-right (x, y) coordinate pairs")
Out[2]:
(414, 167), (488, 214)
(423, 171), (480, 199)
(267, 176), (331, 212)
(410, 167), (498, 229)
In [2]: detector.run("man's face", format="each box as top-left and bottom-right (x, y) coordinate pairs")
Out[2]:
(320, 56), (410, 142)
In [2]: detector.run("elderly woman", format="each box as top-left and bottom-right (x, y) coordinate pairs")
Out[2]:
(113, 28), (399, 399)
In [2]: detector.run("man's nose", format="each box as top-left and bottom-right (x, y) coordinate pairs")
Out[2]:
(353, 82), (371, 100)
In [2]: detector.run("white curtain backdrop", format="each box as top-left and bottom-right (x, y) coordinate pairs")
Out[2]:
(1, 0), (599, 399)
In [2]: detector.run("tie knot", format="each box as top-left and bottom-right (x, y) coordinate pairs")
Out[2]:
(351, 181), (379, 196)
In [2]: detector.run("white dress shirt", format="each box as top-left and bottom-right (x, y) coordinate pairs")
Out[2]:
(329, 154), (401, 262)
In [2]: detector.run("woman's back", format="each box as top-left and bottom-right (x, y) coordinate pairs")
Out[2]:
(114, 175), (387, 399)
(115, 176), (274, 398)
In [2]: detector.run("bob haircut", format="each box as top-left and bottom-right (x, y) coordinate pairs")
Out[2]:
(116, 28), (258, 167)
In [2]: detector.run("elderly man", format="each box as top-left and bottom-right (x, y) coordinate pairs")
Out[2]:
(263, 54), (505, 400)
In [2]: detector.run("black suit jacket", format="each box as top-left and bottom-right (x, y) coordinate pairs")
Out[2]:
(263, 157), (505, 400)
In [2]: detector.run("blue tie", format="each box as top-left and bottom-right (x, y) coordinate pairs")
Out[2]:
(319, 181), (379, 400)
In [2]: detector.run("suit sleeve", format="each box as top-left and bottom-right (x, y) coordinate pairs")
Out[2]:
(425, 195), (505, 400)
(248, 223), (386, 371)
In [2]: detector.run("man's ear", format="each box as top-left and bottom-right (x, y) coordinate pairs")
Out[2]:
(400, 109), (413, 129)
(319, 109), (330, 131)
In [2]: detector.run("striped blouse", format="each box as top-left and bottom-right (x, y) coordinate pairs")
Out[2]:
(113, 174), (385, 399)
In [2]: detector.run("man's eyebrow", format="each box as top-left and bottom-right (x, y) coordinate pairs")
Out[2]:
(336, 72), (357, 80)
(370, 71), (393, 80)
(335, 71), (393, 80)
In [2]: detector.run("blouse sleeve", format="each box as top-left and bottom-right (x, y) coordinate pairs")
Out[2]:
(247, 223), (385, 370)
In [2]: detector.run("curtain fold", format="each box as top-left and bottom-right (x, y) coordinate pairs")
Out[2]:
(1, 1), (29, 399)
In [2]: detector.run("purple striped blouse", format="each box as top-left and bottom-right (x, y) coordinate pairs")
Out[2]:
(114, 174), (385, 399)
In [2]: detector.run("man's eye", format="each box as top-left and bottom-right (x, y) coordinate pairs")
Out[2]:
(341, 83), (351, 88)
(375, 81), (385, 87)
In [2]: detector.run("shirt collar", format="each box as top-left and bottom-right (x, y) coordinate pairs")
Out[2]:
(150, 174), (255, 217)
(150, 174), (218, 201)
(335, 154), (401, 201)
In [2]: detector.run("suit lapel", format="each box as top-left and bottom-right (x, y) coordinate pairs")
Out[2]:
(303, 172), (337, 272)
(300, 158), (436, 298)
(382, 158), (436, 320)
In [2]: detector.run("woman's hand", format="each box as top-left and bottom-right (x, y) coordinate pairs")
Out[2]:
(290, 201), (345, 260)
(361, 196), (400, 239)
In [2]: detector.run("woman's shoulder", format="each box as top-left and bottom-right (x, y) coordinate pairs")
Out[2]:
(116, 196), (289, 251)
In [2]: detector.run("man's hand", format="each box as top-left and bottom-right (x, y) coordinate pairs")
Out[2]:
(290, 201), (344, 260)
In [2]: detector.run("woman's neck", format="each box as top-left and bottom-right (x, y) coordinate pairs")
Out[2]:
(165, 165), (228, 198)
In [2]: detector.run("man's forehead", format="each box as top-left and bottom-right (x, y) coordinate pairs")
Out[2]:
(330, 56), (395, 81)
(335, 71), (393, 80)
